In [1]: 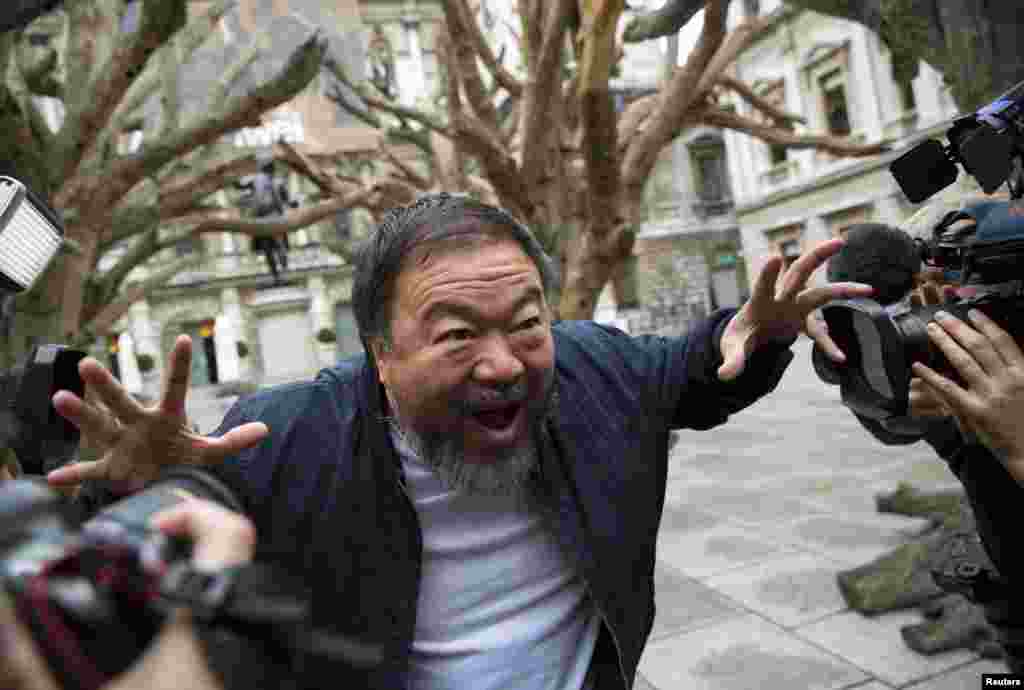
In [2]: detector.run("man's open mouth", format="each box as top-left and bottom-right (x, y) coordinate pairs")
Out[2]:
(472, 403), (522, 431)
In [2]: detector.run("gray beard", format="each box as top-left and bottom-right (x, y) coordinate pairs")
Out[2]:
(386, 382), (557, 505)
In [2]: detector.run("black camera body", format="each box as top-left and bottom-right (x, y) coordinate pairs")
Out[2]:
(815, 200), (1024, 430)
(814, 77), (1024, 431)
(0, 468), (252, 690)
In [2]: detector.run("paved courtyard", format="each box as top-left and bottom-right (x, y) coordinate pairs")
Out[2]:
(187, 338), (1007, 689)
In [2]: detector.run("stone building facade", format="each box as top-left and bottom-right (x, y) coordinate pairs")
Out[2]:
(720, 0), (961, 292)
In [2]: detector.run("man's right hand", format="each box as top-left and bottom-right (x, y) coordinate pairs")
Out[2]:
(47, 335), (269, 492)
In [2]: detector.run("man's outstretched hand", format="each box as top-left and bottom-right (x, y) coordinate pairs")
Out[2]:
(47, 335), (268, 492)
(718, 238), (875, 382)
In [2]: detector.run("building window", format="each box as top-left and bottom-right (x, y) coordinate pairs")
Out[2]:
(689, 136), (731, 206)
(742, 0), (761, 17)
(819, 68), (851, 136)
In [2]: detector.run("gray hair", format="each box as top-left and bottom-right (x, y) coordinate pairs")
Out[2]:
(351, 193), (559, 356)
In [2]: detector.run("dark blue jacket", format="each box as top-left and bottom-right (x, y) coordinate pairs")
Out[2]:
(208, 309), (794, 689)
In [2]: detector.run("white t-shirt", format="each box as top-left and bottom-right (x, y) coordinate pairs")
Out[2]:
(393, 432), (601, 690)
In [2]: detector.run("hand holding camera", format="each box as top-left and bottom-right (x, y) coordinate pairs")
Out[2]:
(0, 497), (256, 690)
(910, 308), (1024, 484)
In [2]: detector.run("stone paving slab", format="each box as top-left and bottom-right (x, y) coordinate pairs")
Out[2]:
(756, 511), (933, 568)
(657, 521), (800, 579)
(649, 561), (744, 642)
(638, 613), (869, 690)
(794, 610), (982, 687)
(702, 551), (851, 628)
(903, 659), (1008, 689)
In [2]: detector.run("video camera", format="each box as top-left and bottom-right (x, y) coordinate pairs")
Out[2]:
(812, 79), (1024, 432)
(0, 178), (382, 688)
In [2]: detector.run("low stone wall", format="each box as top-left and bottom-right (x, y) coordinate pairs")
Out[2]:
(619, 301), (709, 338)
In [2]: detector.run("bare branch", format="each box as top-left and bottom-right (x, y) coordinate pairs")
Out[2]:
(433, 36), (467, 191)
(379, 144), (431, 190)
(716, 75), (806, 126)
(324, 55), (450, 136)
(452, 110), (529, 219)
(185, 191), (373, 237)
(442, 8), (504, 144)
(209, 30), (263, 110)
(616, 93), (657, 150)
(54, 1), (188, 185)
(621, 0), (705, 42)
(519, 0), (574, 195)
(57, 32), (326, 215)
(112, 0), (235, 127)
(693, 15), (775, 94)
(577, 0), (626, 233)
(441, 0), (523, 97)
(275, 140), (349, 196)
(700, 106), (890, 156)
(621, 0), (727, 189)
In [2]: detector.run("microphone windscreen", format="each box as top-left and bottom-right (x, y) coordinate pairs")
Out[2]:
(827, 223), (921, 305)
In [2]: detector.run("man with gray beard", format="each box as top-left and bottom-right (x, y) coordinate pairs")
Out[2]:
(47, 193), (875, 690)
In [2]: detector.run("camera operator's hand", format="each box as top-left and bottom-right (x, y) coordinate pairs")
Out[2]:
(911, 309), (1024, 485)
(151, 491), (256, 571)
(0, 498), (256, 690)
(46, 335), (268, 493)
(907, 275), (958, 420)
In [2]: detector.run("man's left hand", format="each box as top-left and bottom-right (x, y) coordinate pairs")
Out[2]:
(911, 309), (1024, 484)
(718, 238), (875, 381)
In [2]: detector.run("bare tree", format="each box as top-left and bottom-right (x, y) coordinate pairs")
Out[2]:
(624, 0), (1024, 112)
(321, 0), (886, 322)
(0, 0), (369, 371)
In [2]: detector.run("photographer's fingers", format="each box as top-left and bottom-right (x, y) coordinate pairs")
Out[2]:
(964, 309), (1024, 370)
(107, 611), (222, 690)
(908, 378), (952, 417)
(159, 335), (192, 419)
(926, 313), (1003, 385)
(911, 361), (982, 428)
(151, 497), (256, 571)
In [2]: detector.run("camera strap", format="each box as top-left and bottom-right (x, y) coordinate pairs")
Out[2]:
(159, 559), (309, 629)
(159, 561), (385, 688)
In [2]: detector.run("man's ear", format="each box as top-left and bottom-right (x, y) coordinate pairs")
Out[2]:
(369, 338), (391, 387)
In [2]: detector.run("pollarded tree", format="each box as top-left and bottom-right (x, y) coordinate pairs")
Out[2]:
(320, 0), (886, 322)
(624, 0), (1024, 113)
(0, 0), (375, 371)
